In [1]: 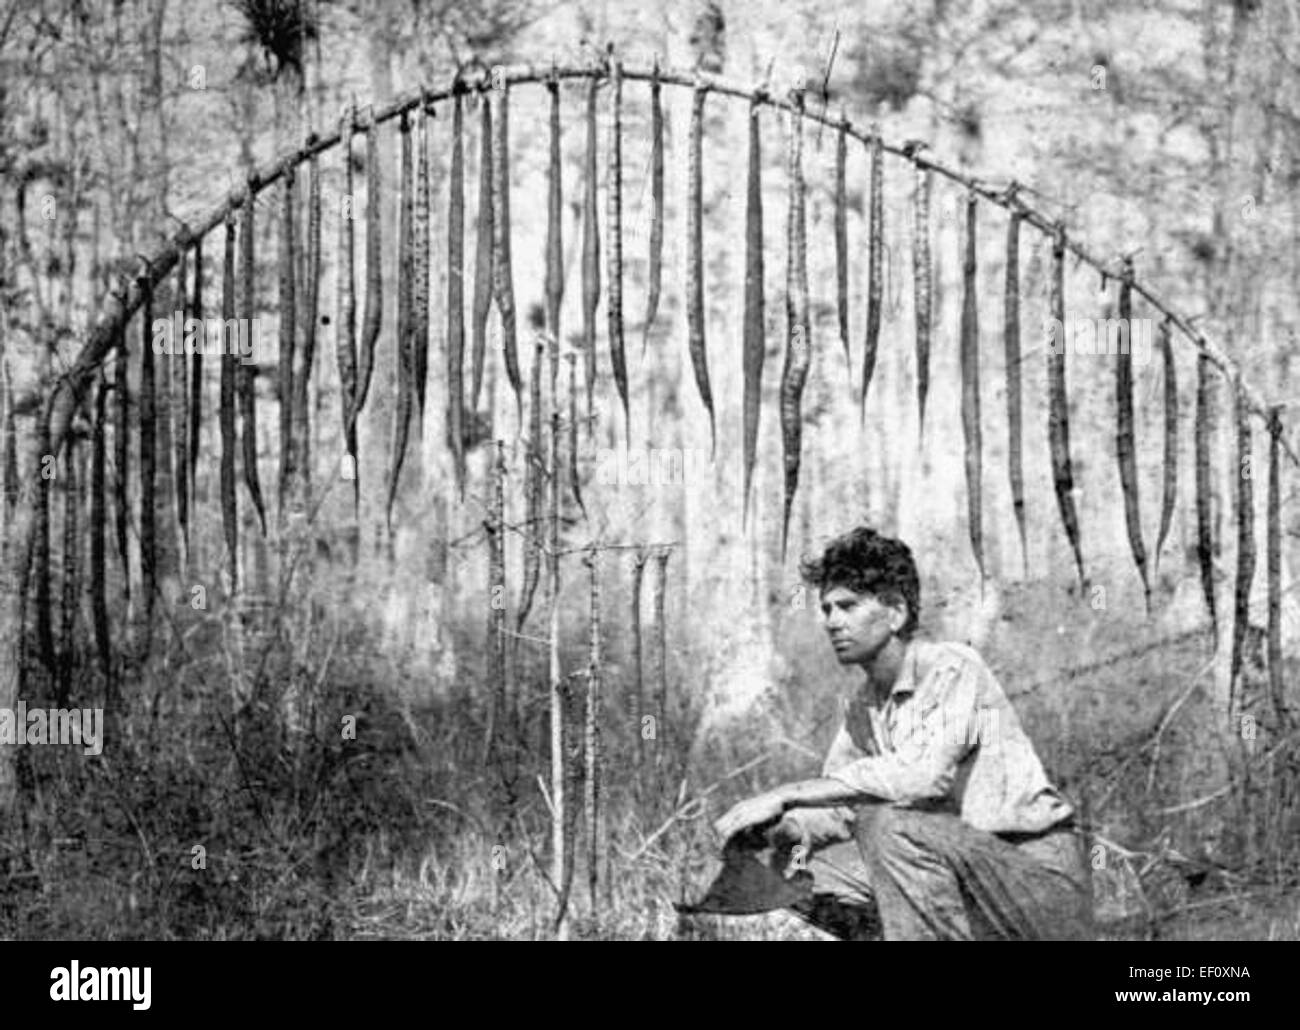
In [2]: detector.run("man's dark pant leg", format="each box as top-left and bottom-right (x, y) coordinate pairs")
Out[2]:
(688, 807), (1093, 940)
(786, 839), (883, 940)
(851, 805), (1095, 940)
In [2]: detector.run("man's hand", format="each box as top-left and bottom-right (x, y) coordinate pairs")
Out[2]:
(767, 812), (807, 850)
(713, 790), (787, 845)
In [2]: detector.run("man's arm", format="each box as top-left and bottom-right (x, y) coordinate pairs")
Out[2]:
(774, 721), (864, 846)
(715, 656), (983, 842)
(780, 776), (878, 810)
(714, 775), (877, 845)
(715, 717), (871, 845)
(816, 659), (980, 804)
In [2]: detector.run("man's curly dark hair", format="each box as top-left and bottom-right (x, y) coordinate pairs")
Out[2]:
(799, 527), (921, 640)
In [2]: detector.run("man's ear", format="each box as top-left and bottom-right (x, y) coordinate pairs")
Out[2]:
(887, 597), (908, 634)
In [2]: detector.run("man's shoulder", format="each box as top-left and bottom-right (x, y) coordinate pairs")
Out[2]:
(913, 638), (989, 678)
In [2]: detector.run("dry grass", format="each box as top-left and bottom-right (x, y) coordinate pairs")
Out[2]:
(2, 568), (1296, 941)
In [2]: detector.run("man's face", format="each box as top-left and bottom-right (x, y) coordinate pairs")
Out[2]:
(819, 585), (904, 666)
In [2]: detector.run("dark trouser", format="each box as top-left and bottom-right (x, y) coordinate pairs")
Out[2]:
(785, 806), (1095, 941)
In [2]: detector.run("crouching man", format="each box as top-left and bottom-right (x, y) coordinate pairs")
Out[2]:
(707, 527), (1094, 940)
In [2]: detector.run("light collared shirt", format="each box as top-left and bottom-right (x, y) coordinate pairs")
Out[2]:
(792, 638), (1074, 845)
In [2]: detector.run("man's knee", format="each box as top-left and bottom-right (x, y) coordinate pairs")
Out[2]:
(852, 804), (920, 861)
